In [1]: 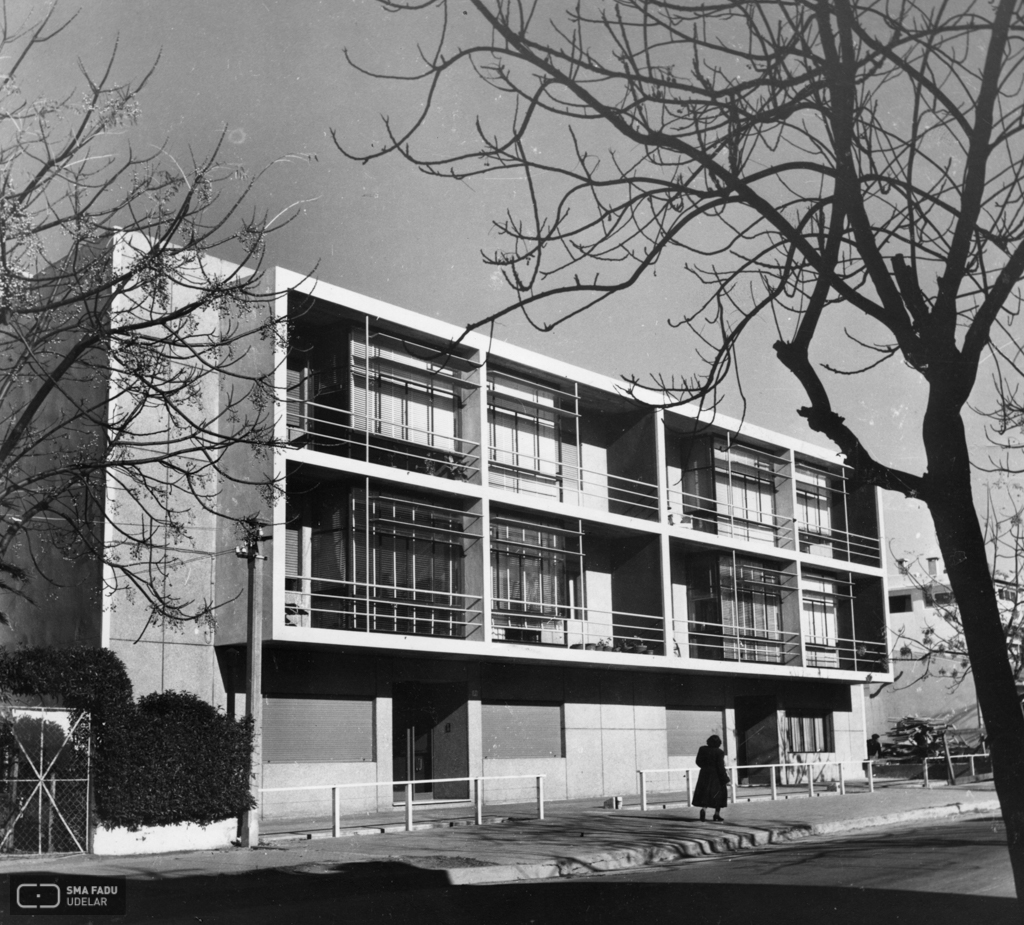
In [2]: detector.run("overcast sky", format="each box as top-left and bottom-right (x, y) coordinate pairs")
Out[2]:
(20, 0), (1006, 566)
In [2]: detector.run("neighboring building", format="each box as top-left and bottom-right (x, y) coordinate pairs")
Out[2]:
(1, 256), (892, 822)
(864, 558), (986, 747)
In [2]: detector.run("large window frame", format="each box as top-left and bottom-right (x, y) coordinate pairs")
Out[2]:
(487, 371), (578, 497)
(784, 710), (835, 754)
(490, 517), (582, 644)
(352, 330), (461, 453)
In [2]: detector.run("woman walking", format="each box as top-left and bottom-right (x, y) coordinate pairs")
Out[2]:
(693, 734), (729, 822)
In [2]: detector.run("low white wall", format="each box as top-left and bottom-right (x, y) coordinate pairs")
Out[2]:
(92, 819), (235, 856)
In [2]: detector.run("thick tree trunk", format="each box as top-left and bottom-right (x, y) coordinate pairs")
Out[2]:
(923, 412), (1024, 905)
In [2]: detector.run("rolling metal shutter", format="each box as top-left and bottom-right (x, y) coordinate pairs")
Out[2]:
(482, 701), (563, 759)
(666, 707), (724, 758)
(263, 697), (374, 762)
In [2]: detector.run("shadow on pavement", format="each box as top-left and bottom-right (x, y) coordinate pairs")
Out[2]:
(5, 861), (1016, 925)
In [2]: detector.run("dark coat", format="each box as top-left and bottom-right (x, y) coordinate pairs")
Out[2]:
(693, 745), (729, 809)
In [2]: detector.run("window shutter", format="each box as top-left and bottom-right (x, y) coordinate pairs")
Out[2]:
(666, 707), (724, 757)
(482, 702), (563, 758)
(311, 488), (347, 583)
(264, 697), (374, 762)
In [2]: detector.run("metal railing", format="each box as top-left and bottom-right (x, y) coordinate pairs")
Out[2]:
(637, 759), (882, 810)
(284, 575), (484, 639)
(803, 635), (888, 672)
(489, 454), (660, 519)
(684, 626), (802, 665)
(491, 599), (664, 653)
(797, 523), (882, 566)
(261, 773), (545, 835)
(287, 398), (481, 481)
(919, 752), (991, 788)
(666, 488), (790, 547)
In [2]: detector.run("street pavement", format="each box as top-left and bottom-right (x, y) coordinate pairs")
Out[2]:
(0, 780), (1001, 887)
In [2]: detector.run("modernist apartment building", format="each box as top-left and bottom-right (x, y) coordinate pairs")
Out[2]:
(209, 270), (892, 821)
(1, 253), (892, 823)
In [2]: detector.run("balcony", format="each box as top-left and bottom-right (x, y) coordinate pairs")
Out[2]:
(287, 323), (479, 482)
(668, 435), (790, 548)
(796, 521), (882, 567)
(804, 635), (887, 672)
(287, 396), (480, 481)
(666, 487), (791, 547)
(796, 463), (881, 566)
(284, 575), (484, 640)
(491, 599), (665, 654)
(686, 624), (802, 665)
(487, 370), (660, 519)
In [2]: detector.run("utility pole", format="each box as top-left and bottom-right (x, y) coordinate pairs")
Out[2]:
(236, 520), (267, 848)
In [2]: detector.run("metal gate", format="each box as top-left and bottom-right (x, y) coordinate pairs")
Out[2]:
(0, 707), (91, 854)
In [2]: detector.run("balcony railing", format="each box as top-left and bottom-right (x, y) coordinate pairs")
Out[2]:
(489, 453), (660, 519)
(491, 598), (665, 653)
(684, 624), (802, 665)
(797, 524), (882, 566)
(666, 488), (790, 547)
(804, 634), (887, 672)
(285, 574), (484, 639)
(287, 398), (480, 481)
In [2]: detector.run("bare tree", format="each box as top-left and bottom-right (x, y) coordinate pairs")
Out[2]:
(892, 498), (1024, 690)
(0, 5), (299, 631)
(341, 0), (1024, 899)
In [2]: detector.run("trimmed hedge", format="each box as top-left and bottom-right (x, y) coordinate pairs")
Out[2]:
(107, 691), (254, 828)
(0, 647), (254, 829)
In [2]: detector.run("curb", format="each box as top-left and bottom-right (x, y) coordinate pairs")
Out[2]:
(442, 798), (1002, 885)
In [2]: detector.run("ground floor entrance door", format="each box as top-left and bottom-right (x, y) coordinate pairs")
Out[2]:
(392, 682), (469, 802)
(734, 695), (780, 786)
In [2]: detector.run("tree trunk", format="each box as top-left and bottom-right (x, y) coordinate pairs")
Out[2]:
(924, 414), (1024, 903)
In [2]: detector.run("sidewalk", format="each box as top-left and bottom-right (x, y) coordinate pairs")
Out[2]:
(0, 782), (1001, 887)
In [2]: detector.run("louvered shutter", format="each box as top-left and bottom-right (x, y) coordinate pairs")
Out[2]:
(286, 365), (305, 430)
(311, 488), (346, 583)
(263, 697), (374, 762)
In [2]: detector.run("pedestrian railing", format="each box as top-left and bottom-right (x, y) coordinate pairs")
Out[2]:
(638, 760), (865, 811)
(919, 752), (991, 788)
(637, 753), (993, 809)
(260, 773), (546, 835)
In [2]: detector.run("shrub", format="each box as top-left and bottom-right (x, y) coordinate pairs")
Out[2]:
(104, 691), (254, 828)
(0, 648), (253, 830)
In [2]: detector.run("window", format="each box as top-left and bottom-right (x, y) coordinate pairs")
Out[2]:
(491, 520), (578, 617)
(358, 492), (467, 636)
(796, 465), (842, 558)
(785, 711), (834, 753)
(998, 585), (1018, 604)
(487, 372), (577, 496)
(802, 574), (838, 646)
(888, 594), (912, 613)
(351, 330), (459, 451)
(714, 441), (778, 543)
(490, 518), (581, 644)
(482, 702), (564, 758)
(924, 588), (954, 607)
(802, 572), (842, 668)
(263, 697), (374, 762)
(721, 557), (784, 663)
